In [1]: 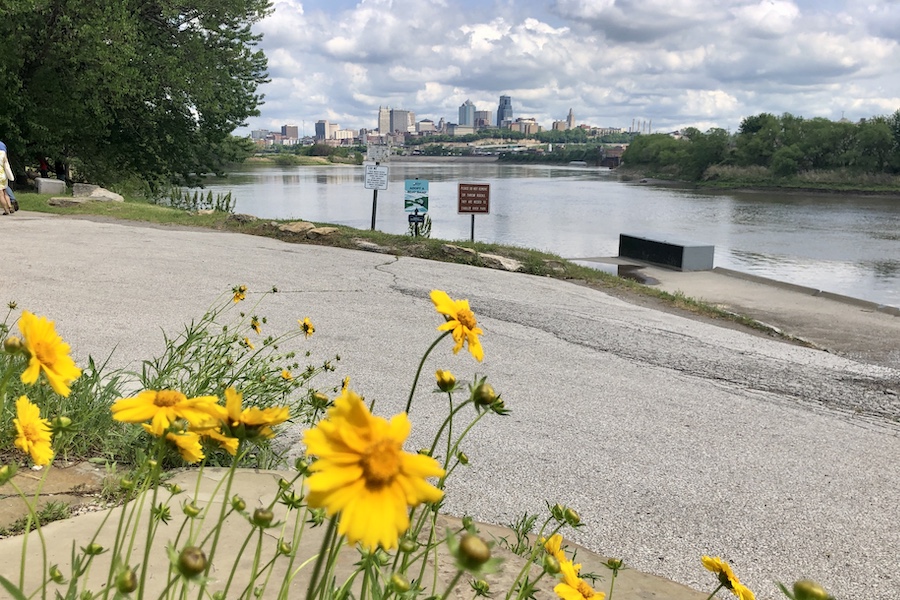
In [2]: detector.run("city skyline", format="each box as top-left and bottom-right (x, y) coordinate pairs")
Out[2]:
(237, 0), (900, 137)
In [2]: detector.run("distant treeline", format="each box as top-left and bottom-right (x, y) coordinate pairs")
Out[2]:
(498, 146), (606, 165)
(623, 111), (900, 183)
(406, 128), (633, 146)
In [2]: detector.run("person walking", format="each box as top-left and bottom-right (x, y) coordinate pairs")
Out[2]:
(0, 141), (15, 215)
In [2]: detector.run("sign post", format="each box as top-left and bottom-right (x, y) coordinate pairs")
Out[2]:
(457, 183), (490, 242)
(405, 179), (429, 237)
(364, 163), (389, 230)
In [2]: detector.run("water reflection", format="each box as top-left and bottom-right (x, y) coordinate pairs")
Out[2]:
(199, 163), (900, 308)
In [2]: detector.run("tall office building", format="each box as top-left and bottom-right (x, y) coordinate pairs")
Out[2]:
(390, 109), (414, 133)
(378, 106), (391, 134)
(458, 99), (476, 126)
(314, 120), (328, 140)
(566, 108), (575, 130)
(281, 125), (299, 139)
(474, 110), (493, 128)
(497, 95), (513, 127)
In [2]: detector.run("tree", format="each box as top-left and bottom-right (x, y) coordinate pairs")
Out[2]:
(0, 0), (271, 190)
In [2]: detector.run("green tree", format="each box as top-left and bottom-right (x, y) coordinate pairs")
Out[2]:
(0, 0), (271, 189)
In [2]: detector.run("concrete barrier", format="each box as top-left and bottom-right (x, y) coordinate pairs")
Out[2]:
(618, 233), (714, 271)
(36, 177), (66, 195)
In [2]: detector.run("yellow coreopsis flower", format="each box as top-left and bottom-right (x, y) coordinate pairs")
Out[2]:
(299, 317), (315, 338)
(250, 317), (261, 334)
(111, 390), (220, 431)
(435, 369), (456, 392)
(211, 387), (290, 440)
(555, 559), (605, 600)
(18, 311), (82, 397)
(430, 290), (484, 362)
(13, 396), (54, 466)
(142, 423), (205, 463)
(201, 427), (240, 456)
(233, 285), (247, 302)
(243, 337), (255, 350)
(302, 387), (445, 550)
(281, 369), (293, 381)
(702, 556), (755, 600)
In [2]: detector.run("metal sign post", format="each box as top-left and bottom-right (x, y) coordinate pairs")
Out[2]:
(457, 183), (490, 242)
(364, 163), (389, 230)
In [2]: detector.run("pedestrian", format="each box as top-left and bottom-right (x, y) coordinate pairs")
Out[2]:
(0, 141), (15, 215)
(38, 156), (49, 178)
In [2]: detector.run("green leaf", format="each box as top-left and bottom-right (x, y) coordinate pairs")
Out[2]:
(0, 575), (28, 600)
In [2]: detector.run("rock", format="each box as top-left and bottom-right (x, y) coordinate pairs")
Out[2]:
(36, 178), (66, 195)
(196, 209), (216, 215)
(306, 226), (339, 239)
(48, 197), (88, 207)
(480, 253), (522, 272)
(89, 188), (124, 202)
(227, 213), (258, 223)
(353, 239), (392, 253)
(543, 259), (567, 273)
(278, 221), (316, 234)
(72, 183), (99, 197)
(441, 244), (478, 259)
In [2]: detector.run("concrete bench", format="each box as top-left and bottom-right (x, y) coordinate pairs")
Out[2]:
(618, 233), (714, 271)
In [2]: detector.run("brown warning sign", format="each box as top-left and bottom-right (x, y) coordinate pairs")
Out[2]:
(457, 183), (490, 214)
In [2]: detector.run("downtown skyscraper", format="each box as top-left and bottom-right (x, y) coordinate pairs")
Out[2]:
(496, 95), (513, 127)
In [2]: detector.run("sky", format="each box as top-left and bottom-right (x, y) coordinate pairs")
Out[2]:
(238, 0), (900, 136)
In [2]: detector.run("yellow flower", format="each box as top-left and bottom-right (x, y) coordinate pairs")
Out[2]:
(111, 390), (220, 431)
(250, 317), (261, 334)
(299, 317), (315, 338)
(233, 285), (247, 302)
(543, 533), (567, 563)
(18, 311), (82, 397)
(13, 396), (54, 466)
(302, 388), (445, 550)
(702, 556), (755, 600)
(201, 427), (240, 456)
(212, 387), (290, 439)
(430, 290), (484, 362)
(435, 369), (456, 392)
(243, 337), (255, 350)
(142, 423), (205, 463)
(281, 369), (293, 381)
(555, 559), (605, 600)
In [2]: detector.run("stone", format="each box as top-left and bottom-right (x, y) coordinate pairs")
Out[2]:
(441, 244), (478, 259)
(353, 239), (392, 253)
(277, 221), (316, 234)
(48, 197), (88, 207)
(227, 213), (258, 223)
(36, 177), (66, 195)
(89, 188), (124, 202)
(72, 183), (99, 197)
(306, 226), (339, 239)
(480, 253), (522, 272)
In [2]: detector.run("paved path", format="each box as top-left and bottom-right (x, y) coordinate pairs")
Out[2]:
(3, 213), (899, 599)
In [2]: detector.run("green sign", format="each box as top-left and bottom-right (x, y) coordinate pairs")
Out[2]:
(404, 179), (429, 213)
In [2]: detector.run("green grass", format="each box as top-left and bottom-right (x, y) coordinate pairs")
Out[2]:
(0, 500), (71, 537)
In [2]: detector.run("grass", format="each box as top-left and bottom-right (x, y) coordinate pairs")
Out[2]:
(12, 191), (791, 338)
(0, 500), (71, 537)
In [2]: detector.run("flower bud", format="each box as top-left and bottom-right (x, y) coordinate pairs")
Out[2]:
(606, 558), (624, 571)
(472, 579), (490, 595)
(458, 534), (492, 570)
(212, 593), (226, 600)
(120, 478), (135, 491)
(435, 369), (456, 392)
(169, 483), (182, 494)
(294, 457), (311, 475)
(177, 546), (207, 578)
(399, 538), (418, 554)
(278, 540), (292, 555)
(51, 416), (73, 432)
(116, 567), (138, 593)
(231, 495), (246, 511)
(183, 503), (201, 518)
(0, 464), (15, 485)
(564, 507), (581, 527)
(252, 507), (274, 527)
(473, 382), (496, 406)
(84, 543), (105, 556)
(543, 554), (561, 574)
(3, 336), (23, 354)
(457, 451), (469, 465)
(550, 503), (566, 522)
(462, 515), (475, 531)
(390, 573), (411, 593)
(278, 478), (291, 490)
(793, 580), (832, 600)
(49, 565), (66, 584)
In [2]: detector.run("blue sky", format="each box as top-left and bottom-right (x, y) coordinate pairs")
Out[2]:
(239, 0), (900, 136)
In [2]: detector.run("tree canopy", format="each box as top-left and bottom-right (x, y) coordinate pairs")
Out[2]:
(0, 0), (270, 189)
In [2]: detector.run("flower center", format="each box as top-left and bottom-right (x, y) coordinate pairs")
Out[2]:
(22, 422), (42, 441)
(32, 341), (54, 366)
(361, 439), (401, 487)
(576, 580), (596, 598)
(154, 390), (187, 407)
(457, 309), (477, 329)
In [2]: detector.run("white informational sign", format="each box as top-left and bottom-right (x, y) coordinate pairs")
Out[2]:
(366, 144), (391, 162)
(364, 165), (389, 190)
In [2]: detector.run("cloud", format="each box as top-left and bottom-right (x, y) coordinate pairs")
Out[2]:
(238, 0), (900, 136)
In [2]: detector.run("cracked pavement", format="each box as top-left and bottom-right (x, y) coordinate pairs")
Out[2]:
(3, 212), (899, 599)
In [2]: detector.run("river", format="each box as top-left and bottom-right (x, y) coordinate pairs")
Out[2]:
(199, 162), (900, 308)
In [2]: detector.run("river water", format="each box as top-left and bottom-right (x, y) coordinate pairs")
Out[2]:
(200, 162), (900, 308)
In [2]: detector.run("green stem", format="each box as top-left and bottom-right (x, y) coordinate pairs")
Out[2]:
(197, 449), (244, 598)
(136, 444), (166, 600)
(705, 583), (725, 600)
(608, 569), (618, 600)
(405, 331), (451, 414)
(306, 517), (337, 599)
(439, 570), (464, 600)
